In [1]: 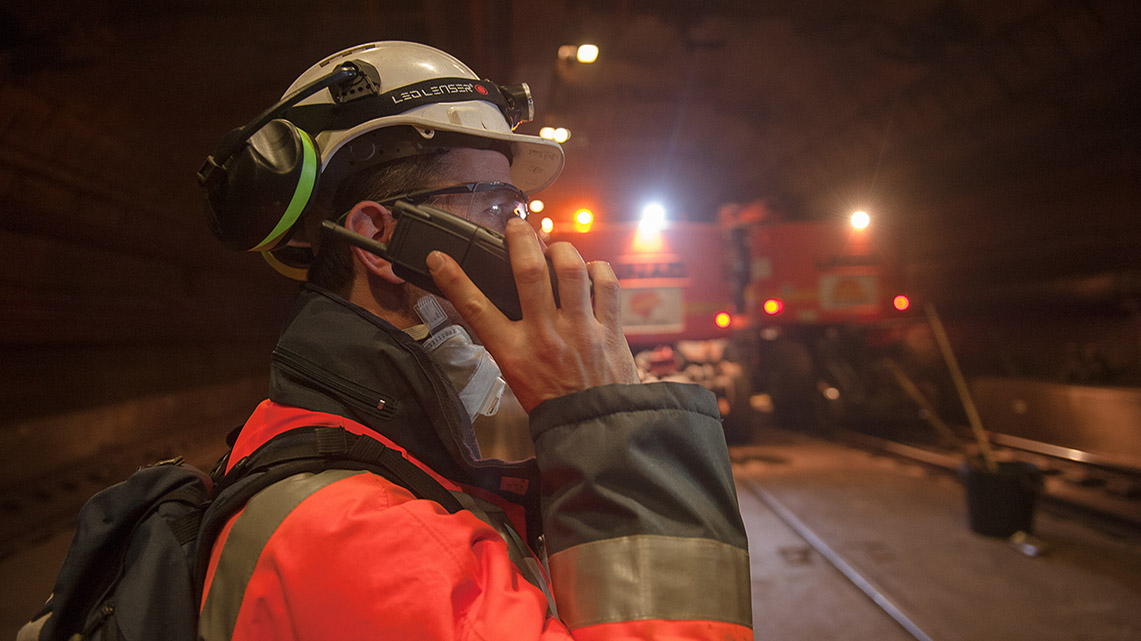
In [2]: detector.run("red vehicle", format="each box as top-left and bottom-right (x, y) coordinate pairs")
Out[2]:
(549, 220), (737, 347)
(546, 204), (916, 439)
(739, 218), (909, 325)
(718, 204), (919, 433)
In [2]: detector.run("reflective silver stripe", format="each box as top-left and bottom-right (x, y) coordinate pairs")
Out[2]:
(199, 469), (363, 641)
(548, 535), (752, 629)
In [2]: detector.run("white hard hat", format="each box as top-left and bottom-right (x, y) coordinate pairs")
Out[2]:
(284, 41), (564, 196)
(199, 41), (564, 277)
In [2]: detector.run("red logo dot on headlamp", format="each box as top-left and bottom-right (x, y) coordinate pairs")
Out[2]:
(475, 85), (489, 95)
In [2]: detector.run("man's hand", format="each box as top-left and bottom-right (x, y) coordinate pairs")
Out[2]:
(427, 216), (640, 413)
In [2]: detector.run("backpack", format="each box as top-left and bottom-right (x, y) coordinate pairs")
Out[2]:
(19, 426), (463, 641)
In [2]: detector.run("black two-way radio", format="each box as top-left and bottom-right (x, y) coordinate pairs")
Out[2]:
(320, 201), (560, 321)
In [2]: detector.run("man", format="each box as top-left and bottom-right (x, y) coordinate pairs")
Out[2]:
(198, 41), (752, 640)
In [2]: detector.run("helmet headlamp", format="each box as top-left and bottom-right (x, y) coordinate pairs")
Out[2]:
(499, 83), (534, 130)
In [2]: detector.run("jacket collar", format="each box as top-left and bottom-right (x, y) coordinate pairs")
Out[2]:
(267, 284), (540, 511)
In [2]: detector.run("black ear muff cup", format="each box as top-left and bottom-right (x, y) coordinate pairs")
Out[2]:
(206, 119), (319, 252)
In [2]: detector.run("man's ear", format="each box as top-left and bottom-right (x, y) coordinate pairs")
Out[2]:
(345, 201), (405, 284)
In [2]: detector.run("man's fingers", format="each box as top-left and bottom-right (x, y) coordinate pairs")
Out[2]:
(504, 217), (557, 319)
(547, 242), (592, 319)
(587, 260), (623, 328)
(426, 250), (507, 340)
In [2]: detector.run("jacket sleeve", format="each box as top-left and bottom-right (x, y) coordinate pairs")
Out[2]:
(529, 381), (753, 640)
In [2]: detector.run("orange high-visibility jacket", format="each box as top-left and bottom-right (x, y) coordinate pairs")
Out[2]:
(198, 285), (752, 640)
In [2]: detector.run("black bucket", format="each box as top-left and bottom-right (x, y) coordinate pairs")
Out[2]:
(959, 460), (1043, 537)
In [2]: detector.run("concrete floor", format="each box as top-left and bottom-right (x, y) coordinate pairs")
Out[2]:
(3, 427), (1140, 640)
(734, 428), (1141, 641)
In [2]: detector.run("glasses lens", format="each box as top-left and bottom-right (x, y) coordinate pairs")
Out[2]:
(472, 187), (528, 224)
(422, 184), (527, 232)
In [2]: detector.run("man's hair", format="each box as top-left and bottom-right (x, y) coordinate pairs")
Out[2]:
(307, 152), (449, 296)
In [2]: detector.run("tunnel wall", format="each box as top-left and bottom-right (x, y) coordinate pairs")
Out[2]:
(0, 82), (296, 493)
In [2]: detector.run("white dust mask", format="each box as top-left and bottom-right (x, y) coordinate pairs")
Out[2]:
(414, 297), (506, 421)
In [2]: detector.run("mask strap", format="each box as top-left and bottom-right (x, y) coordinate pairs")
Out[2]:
(414, 296), (451, 334)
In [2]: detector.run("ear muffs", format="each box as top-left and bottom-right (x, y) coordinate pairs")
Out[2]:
(199, 63), (360, 254)
(205, 119), (320, 252)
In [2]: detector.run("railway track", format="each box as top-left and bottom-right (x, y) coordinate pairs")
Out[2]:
(836, 424), (1141, 539)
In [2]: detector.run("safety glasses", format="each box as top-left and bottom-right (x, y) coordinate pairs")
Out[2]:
(383, 181), (529, 233)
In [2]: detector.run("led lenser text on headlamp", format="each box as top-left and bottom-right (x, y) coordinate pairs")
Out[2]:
(391, 82), (478, 104)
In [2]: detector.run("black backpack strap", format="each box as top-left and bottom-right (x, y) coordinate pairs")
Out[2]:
(217, 426), (464, 512)
(193, 426), (464, 595)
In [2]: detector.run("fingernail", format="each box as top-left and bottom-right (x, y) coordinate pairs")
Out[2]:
(508, 216), (526, 228)
(426, 251), (444, 272)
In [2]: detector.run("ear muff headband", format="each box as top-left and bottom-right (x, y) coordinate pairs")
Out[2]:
(262, 250), (310, 281)
(248, 129), (318, 252)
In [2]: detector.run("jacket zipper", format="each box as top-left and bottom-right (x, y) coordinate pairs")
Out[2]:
(273, 347), (395, 418)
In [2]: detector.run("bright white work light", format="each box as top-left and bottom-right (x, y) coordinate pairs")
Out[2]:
(577, 44), (599, 63)
(640, 202), (666, 231)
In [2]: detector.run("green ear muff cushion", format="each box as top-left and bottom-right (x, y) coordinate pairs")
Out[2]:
(250, 128), (318, 251)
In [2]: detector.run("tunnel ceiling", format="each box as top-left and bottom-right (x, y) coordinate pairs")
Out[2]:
(2, 0), (1139, 300)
